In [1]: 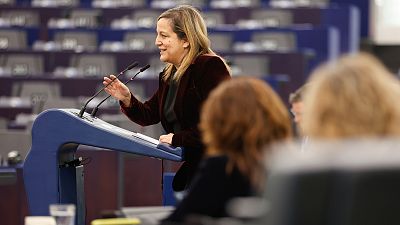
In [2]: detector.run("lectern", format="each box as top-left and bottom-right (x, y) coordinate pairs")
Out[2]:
(23, 109), (183, 225)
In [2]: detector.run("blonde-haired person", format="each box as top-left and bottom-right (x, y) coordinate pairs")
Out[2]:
(103, 5), (231, 191)
(302, 52), (400, 138)
(163, 77), (292, 222)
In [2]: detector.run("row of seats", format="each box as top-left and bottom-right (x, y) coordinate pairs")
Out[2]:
(1, 0), (329, 9)
(0, 27), (332, 54)
(0, 51), (308, 82)
(0, 4), (359, 58)
(0, 5), (344, 28)
(0, 7), (319, 28)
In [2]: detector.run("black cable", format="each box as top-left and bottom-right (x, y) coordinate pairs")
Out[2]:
(80, 157), (92, 166)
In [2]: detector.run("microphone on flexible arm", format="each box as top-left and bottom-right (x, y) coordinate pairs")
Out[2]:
(90, 64), (151, 117)
(77, 61), (139, 118)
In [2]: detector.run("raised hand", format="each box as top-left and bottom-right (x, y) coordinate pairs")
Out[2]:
(103, 75), (132, 106)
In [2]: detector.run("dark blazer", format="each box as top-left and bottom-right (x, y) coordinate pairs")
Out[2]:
(163, 156), (255, 223)
(120, 54), (231, 190)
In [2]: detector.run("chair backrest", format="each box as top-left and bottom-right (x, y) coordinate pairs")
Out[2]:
(54, 31), (98, 51)
(0, 0), (15, 6)
(227, 55), (269, 77)
(12, 81), (61, 113)
(203, 11), (225, 27)
(252, 32), (297, 52)
(132, 10), (160, 28)
(270, 0), (329, 7)
(70, 54), (116, 77)
(0, 10), (39, 26)
(128, 0), (146, 7)
(209, 33), (233, 52)
(70, 9), (102, 28)
(151, 0), (206, 9)
(123, 32), (157, 51)
(149, 55), (166, 71)
(92, 0), (146, 8)
(251, 9), (294, 27)
(31, 0), (78, 6)
(210, 0), (261, 8)
(0, 30), (27, 50)
(42, 97), (78, 111)
(2, 54), (44, 76)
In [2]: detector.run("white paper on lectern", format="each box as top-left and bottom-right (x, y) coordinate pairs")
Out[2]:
(134, 133), (160, 145)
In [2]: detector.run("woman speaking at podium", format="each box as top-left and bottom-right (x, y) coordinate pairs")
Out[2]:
(103, 5), (231, 192)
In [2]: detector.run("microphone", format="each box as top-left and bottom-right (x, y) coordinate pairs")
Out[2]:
(77, 61), (139, 118)
(90, 64), (151, 117)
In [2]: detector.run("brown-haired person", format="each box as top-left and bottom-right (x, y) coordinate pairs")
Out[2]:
(163, 77), (292, 223)
(302, 52), (400, 138)
(103, 5), (231, 191)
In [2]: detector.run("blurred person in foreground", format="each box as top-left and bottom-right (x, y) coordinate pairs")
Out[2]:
(103, 5), (231, 191)
(302, 52), (400, 138)
(162, 77), (292, 223)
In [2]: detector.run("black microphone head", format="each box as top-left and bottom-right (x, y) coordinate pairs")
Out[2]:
(140, 64), (151, 72)
(127, 61), (139, 70)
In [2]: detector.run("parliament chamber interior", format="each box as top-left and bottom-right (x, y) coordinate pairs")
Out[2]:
(1, 0), (400, 224)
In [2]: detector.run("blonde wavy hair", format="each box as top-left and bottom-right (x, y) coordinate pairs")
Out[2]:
(158, 5), (229, 81)
(200, 77), (292, 188)
(302, 52), (400, 139)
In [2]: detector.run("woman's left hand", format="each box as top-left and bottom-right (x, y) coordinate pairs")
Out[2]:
(159, 133), (174, 145)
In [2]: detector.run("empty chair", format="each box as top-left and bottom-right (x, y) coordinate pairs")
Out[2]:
(31, 0), (79, 7)
(227, 55), (269, 77)
(54, 31), (98, 51)
(202, 11), (225, 27)
(125, 0), (146, 7)
(151, 0), (206, 9)
(0, 130), (31, 161)
(250, 9), (294, 27)
(252, 32), (297, 52)
(210, 0), (261, 8)
(92, 0), (146, 8)
(0, 0), (15, 6)
(12, 81), (61, 113)
(145, 55), (166, 78)
(70, 9), (102, 28)
(0, 10), (39, 27)
(123, 32), (157, 51)
(209, 33), (233, 52)
(70, 54), (116, 77)
(269, 0), (329, 7)
(126, 82), (146, 100)
(0, 30), (27, 50)
(1, 54), (44, 76)
(13, 82), (61, 99)
(42, 97), (78, 111)
(132, 10), (161, 28)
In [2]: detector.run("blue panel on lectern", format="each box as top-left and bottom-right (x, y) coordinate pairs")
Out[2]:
(23, 108), (184, 225)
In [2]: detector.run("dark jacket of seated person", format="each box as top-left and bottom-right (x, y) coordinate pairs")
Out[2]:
(162, 77), (292, 223)
(164, 155), (254, 222)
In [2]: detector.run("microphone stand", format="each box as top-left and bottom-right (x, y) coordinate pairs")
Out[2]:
(77, 61), (138, 118)
(90, 64), (151, 117)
